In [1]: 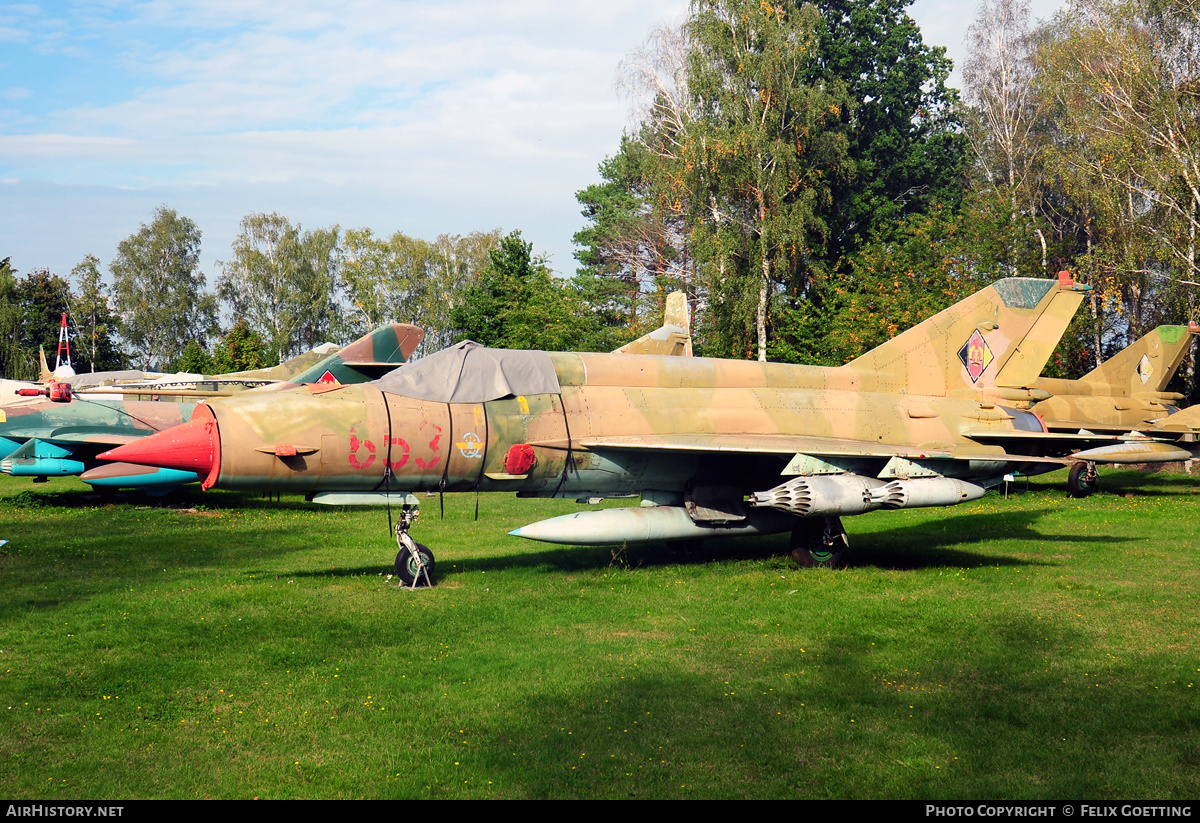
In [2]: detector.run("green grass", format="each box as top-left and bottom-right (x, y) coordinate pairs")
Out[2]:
(0, 472), (1197, 799)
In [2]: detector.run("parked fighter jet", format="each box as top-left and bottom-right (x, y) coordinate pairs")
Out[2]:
(33, 327), (347, 396)
(1031, 324), (1198, 429)
(1, 324), (423, 492)
(99, 277), (1097, 583)
(1022, 323), (1200, 496)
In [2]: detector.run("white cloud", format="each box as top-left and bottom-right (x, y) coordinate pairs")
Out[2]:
(9, 0), (1072, 285)
(7, 0), (669, 187)
(2, 0), (688, 278)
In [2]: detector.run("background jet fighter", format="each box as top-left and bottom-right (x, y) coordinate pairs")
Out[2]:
(1, 323), (423, 492)
(1022, 323), (1200, 495)
(1029, 324), (1199, 430)
(952, 322), (1200, 497)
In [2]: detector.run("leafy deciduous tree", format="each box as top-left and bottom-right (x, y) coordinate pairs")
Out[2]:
(211, 318), (268, 373)
(341, 228), (501, 355)
(451, 231), (586, 351)
(964, 0), (1048, 275)
(0, 257), (25, 379)
(684, 0), (851, 361)
(110, 206), (217, 370)
(217, 213), (340, 365)
(69, 254), (124, 373)
(574, 136), (692, 349)
(173, 340), (214, 375)
(812, 0), (968, 261)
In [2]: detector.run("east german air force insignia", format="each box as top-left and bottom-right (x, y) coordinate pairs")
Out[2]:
(957, 330), (994, 383)
(1137, 354), (1153, 385)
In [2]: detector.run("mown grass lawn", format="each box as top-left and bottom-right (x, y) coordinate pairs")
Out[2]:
(0, 471), (1196, 799)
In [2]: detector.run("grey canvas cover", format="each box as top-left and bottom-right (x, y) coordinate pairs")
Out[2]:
(375, 341), (561, 403)
(66, 370), (167, 388)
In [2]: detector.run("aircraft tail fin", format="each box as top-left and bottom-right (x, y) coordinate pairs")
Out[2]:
(38, 348), (52, 383)
(613, 291), (692, 357)
(1080, 322), (1198, 396)
(285, 323), (425, 387)
(991, 273), (1089, 390)
(219, 343), (340, 382)
(845, 274), (1088, 397)
(217, 323), (424, 387)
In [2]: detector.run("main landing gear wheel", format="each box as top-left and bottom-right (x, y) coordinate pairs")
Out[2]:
(1068, 462), (1099, 499)
(667, 538), (705, 555)
(395, 543), (435, 588)
(790, 516), (848, 568)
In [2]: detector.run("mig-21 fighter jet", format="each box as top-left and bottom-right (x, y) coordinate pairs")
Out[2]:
(930, 322), (1200, 498)
(1024, 323), (1200, 495)
(98, 276), (1094, 584)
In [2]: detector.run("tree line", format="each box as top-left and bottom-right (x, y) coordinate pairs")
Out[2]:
(574, 0), (1200, 394)
(0, 210), (510, 379)
(0, 197), (686, 380)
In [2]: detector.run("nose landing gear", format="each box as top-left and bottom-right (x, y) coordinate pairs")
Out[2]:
(393, 504), (434, 588)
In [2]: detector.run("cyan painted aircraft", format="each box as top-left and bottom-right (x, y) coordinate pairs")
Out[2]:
(1, 324), (423, 493)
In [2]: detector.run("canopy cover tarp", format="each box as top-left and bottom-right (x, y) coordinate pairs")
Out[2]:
(376, 341), (561, 403)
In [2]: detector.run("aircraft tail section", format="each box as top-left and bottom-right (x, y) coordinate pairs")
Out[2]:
(613, 291), (692, 357)
(992, 274), (1088, 389)
(38, 348), (52, 383)
(222, 323), (424, 390)
(1079, 323), (1198, 396)
(845, 274), (1088, 397)
(285, 323), (425, 386)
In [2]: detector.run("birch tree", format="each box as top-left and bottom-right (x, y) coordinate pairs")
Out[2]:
(69, 254), (123, 372)
(1037, 0), (1200, 343)
(216, 213), (340, 363)
(110, 206), (217, 370)
(964, 0), (1041, 210)
(684, 0), (850, 361)
(340, 228), (500, 355)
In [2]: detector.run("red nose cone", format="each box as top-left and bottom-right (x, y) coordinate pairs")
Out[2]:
(98, 404), (221, 488)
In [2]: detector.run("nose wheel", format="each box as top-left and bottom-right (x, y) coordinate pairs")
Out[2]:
(393, 504), (434, 588)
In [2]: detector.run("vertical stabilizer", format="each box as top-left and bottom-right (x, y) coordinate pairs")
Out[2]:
(846, 276), (1087, 397)
(993, 272), (1088, 388)
(613, 291), (692, 357)
(271, 323), (426, 388)
(1079, 323), (1199, 396)
(38, 348), (53, 383)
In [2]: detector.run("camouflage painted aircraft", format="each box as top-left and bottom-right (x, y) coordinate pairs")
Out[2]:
(1022, 323), (1200, 496)
(612, 291), (693, 357)
(99, 277), (1094, 584)
(1, 324), (423, 492)
(35, 331), (348, 395)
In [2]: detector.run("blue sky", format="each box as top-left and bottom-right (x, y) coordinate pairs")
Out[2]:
(0, 0), (1064, 290)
